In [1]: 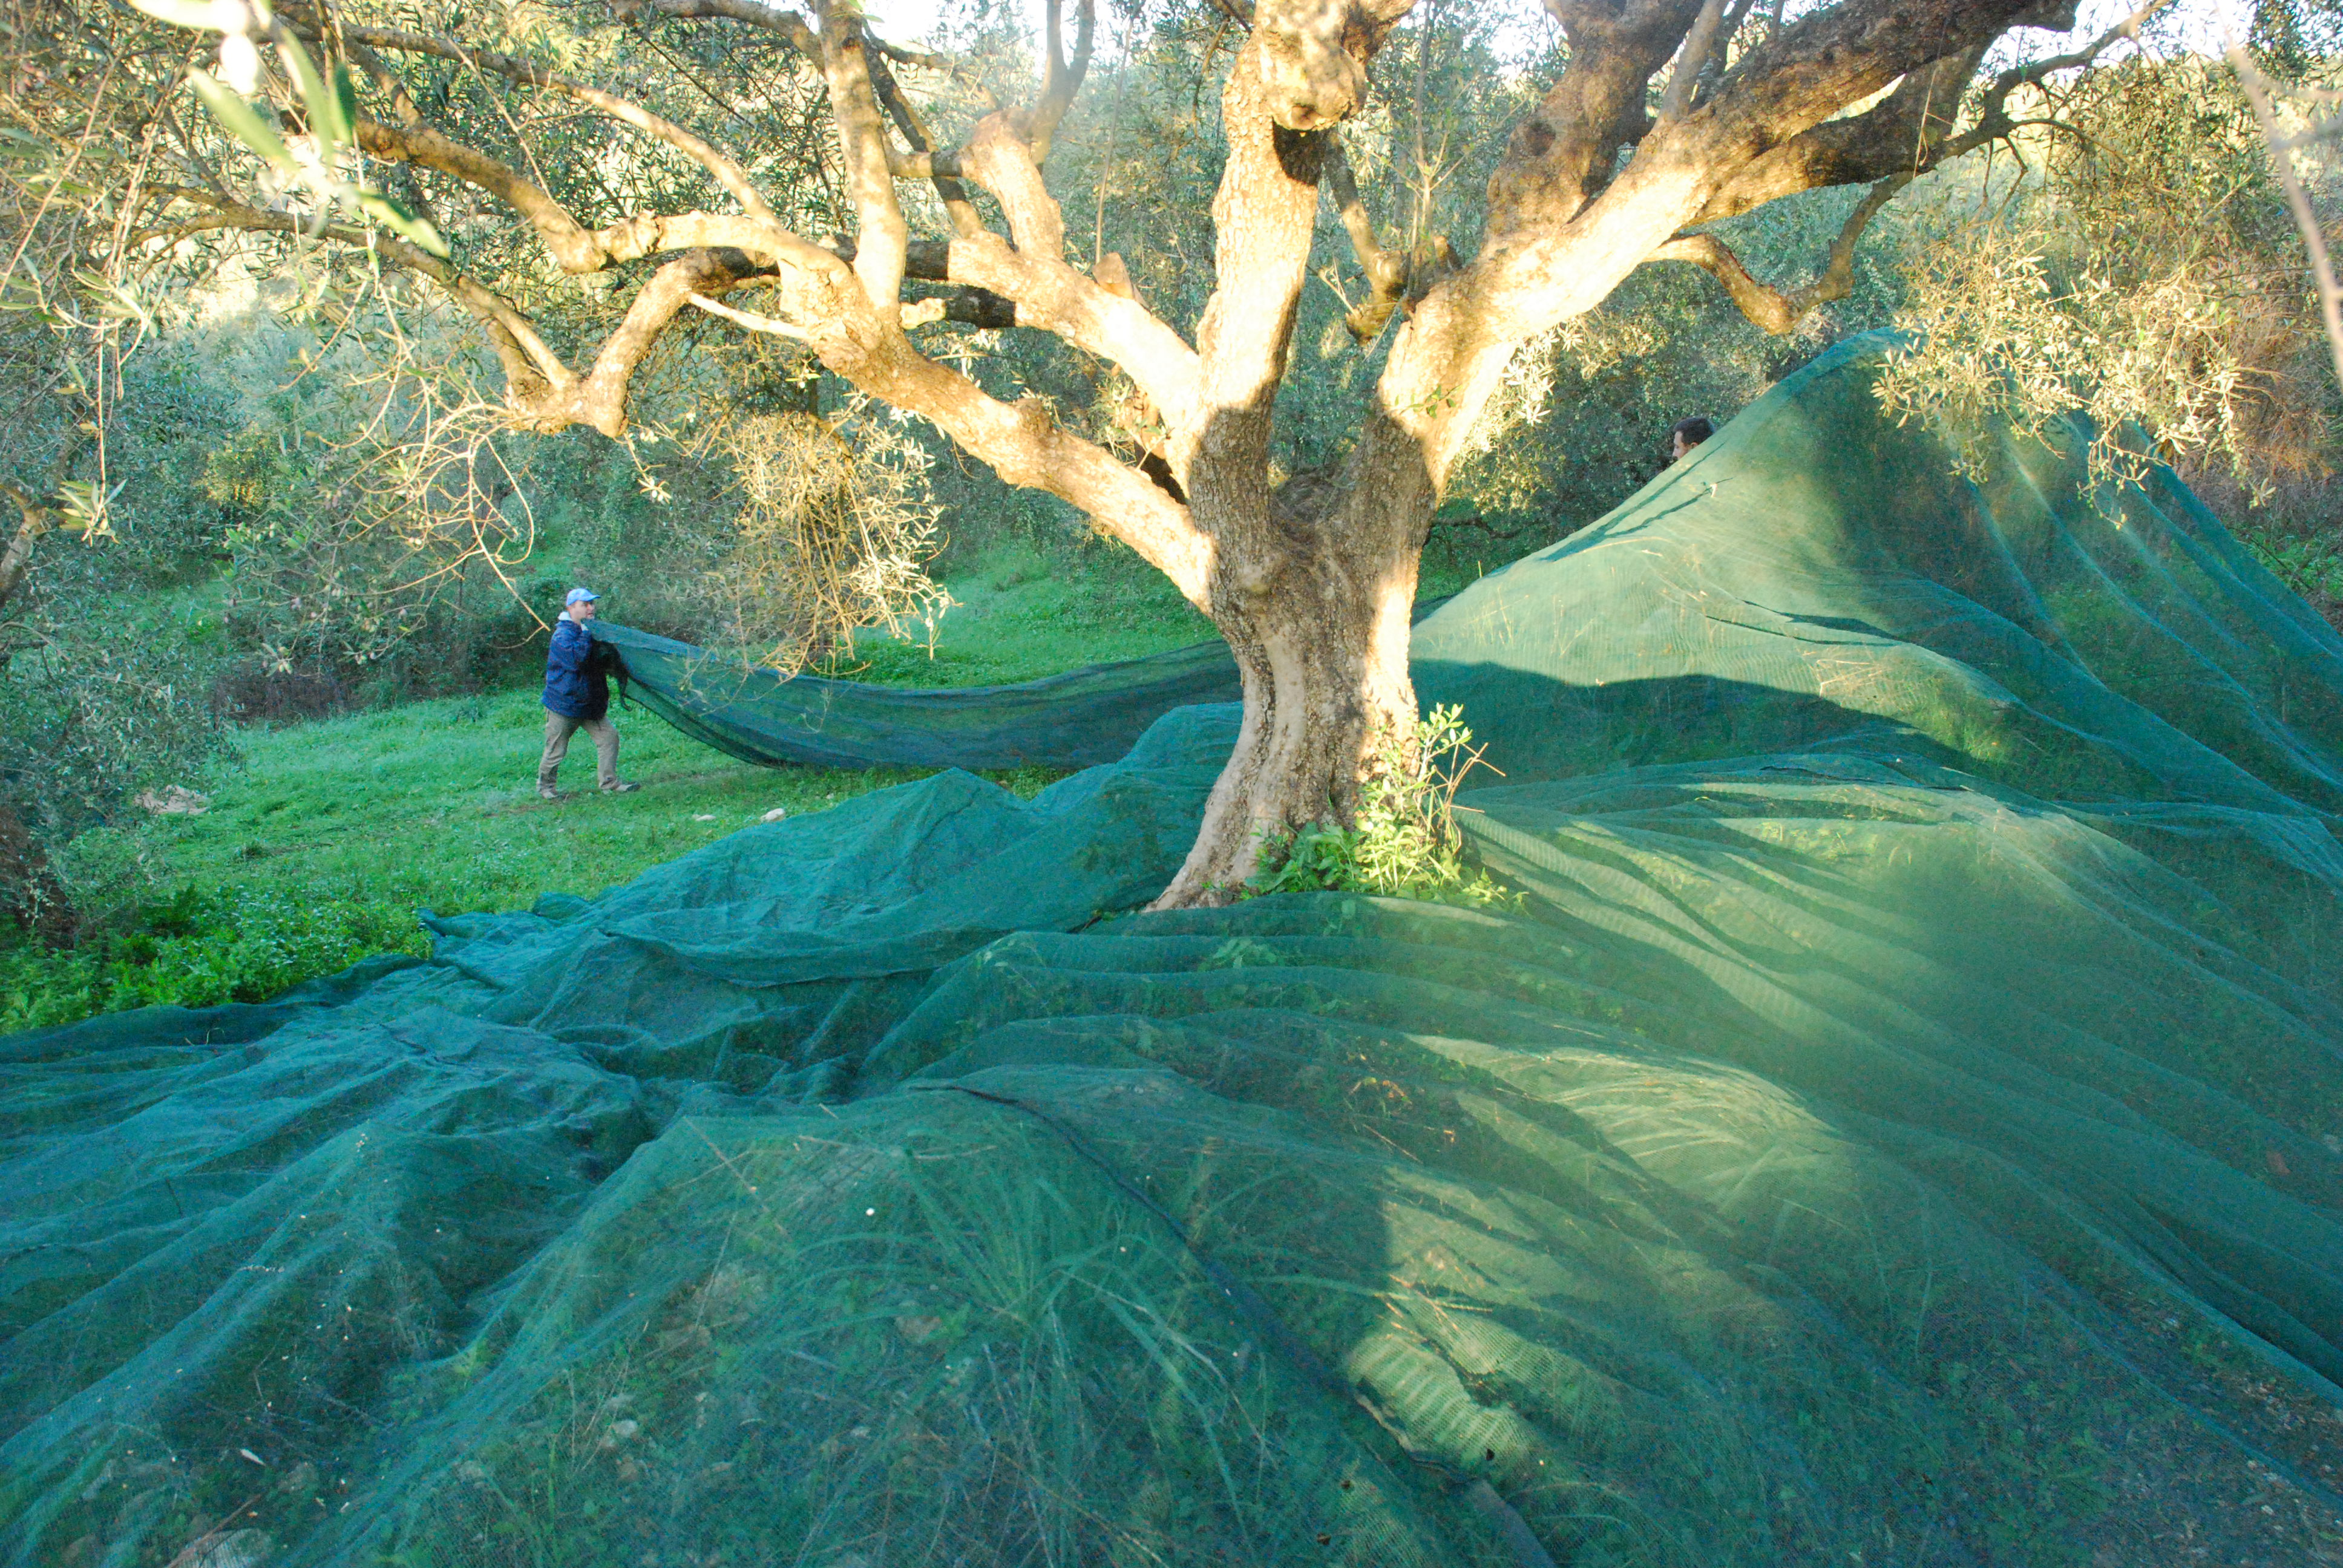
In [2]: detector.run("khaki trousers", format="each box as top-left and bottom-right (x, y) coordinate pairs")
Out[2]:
(540, 710), (620, 791)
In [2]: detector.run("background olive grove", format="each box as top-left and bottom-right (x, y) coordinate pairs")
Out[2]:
(0, 0), (2338, 937)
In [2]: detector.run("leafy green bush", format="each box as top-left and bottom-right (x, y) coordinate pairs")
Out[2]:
(1254, 706), (1513, 907)
(0, 884), (429, 1033)
(2241, 524), (2343, 612)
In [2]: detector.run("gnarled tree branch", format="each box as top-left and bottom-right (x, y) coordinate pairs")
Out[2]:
(1323, 133), (1408, 342)
(1026, 0), (1096, 158)
(1654, 0), (1731, 123)
(140, 186), (570, 394)
(863, 26), (985, 238)
(1652, 171), (1910, 333)
(617, 0), (818, 54)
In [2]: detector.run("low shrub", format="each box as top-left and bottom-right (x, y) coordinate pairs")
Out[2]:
(2240, 523), (2343, 622)
(1254, 705), (1514, 908)
(210, 658), (352, 724)
(0, 883), (430, 1033)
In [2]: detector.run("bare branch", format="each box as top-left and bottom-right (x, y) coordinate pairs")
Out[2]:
(1655, 0), (1729, 123)
(960, 113), (1066, 260)
(1486, 0), (1703, 240)
(863, 27), (985, 239)
(2230, 48), (2343, 391)
(764, 244), (1214, 596)
(807, 6), (911, 306)
(347, 115), (595, 270)
(617, 0), (998, 111)
(536, 250), (765, 435)
(1687, 46), (1978, 223)
(1692, 0), (2169, 224)
(1362, 0), (2078, 550)
(866, 34), (963, 77)
(1971, 0), (2170, 128)
(143, 188), (569, 394)
(828, 226), (1201, 424)
(687, 289), (809, 338)
(355, 114), (794, 274)
(1323, 134), (1407, 342)
(1688, 0), (1762, 111)
(1028, 0), (1095, 158)
(1652, 172), (1910, 333)
(620, 0), (818, 53)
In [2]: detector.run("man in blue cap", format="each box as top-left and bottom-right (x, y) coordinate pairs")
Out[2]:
(538, 587), (639, 799)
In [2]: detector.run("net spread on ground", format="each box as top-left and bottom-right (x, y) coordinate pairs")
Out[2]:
(6, 339), (2343, 1566)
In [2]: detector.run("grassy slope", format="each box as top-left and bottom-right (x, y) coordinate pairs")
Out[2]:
(847, 541), (1217, 685)
(132, 687), (1042, 918)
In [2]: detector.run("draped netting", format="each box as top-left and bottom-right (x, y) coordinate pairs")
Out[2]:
(6, 336), (2342, 1567)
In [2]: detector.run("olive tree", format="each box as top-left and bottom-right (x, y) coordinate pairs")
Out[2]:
(77, 0), (2171, 903)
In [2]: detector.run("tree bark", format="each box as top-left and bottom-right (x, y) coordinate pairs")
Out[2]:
(1158, 486), (1422, 905)
(0, 506), (41, 614)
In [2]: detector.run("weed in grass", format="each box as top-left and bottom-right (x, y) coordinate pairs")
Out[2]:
(0, 884), (430, 1031)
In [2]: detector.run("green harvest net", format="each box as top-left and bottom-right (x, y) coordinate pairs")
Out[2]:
(7, 335), (2343, 1568)
(587, 621), (1242, 771)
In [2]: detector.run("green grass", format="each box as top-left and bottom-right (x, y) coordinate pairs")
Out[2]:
(2240, 523), (2343, 610)
(2, 549), (1170, 1038)
(844, 541), (1218, 685)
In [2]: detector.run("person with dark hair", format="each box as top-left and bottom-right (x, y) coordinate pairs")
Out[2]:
(538, 587), (640, 800)
(1670, 416), (1715, 462)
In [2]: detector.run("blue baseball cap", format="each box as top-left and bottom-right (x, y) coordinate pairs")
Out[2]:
(565, 587), (600, 606)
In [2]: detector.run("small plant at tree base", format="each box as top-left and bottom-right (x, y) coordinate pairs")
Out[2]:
(1253, 706), (1512, 909)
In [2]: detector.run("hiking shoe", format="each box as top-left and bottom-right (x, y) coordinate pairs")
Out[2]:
(538, 786), (563, 801)
(603, 781), (642, 794)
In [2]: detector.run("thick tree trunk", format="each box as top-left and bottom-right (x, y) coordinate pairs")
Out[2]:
(1153, 462), (1431, 907)
(1155, 571), (1420, 906)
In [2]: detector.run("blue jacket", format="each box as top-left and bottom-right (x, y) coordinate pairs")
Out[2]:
(543, 617), (609, 720)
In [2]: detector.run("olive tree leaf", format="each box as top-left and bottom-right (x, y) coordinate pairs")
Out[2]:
(355, 189), (450, 258)
(276, 38), (347, 155)
(55, 478), (127, 539)
(331, 64), (361, 148)
(186, 66), (301, 177)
